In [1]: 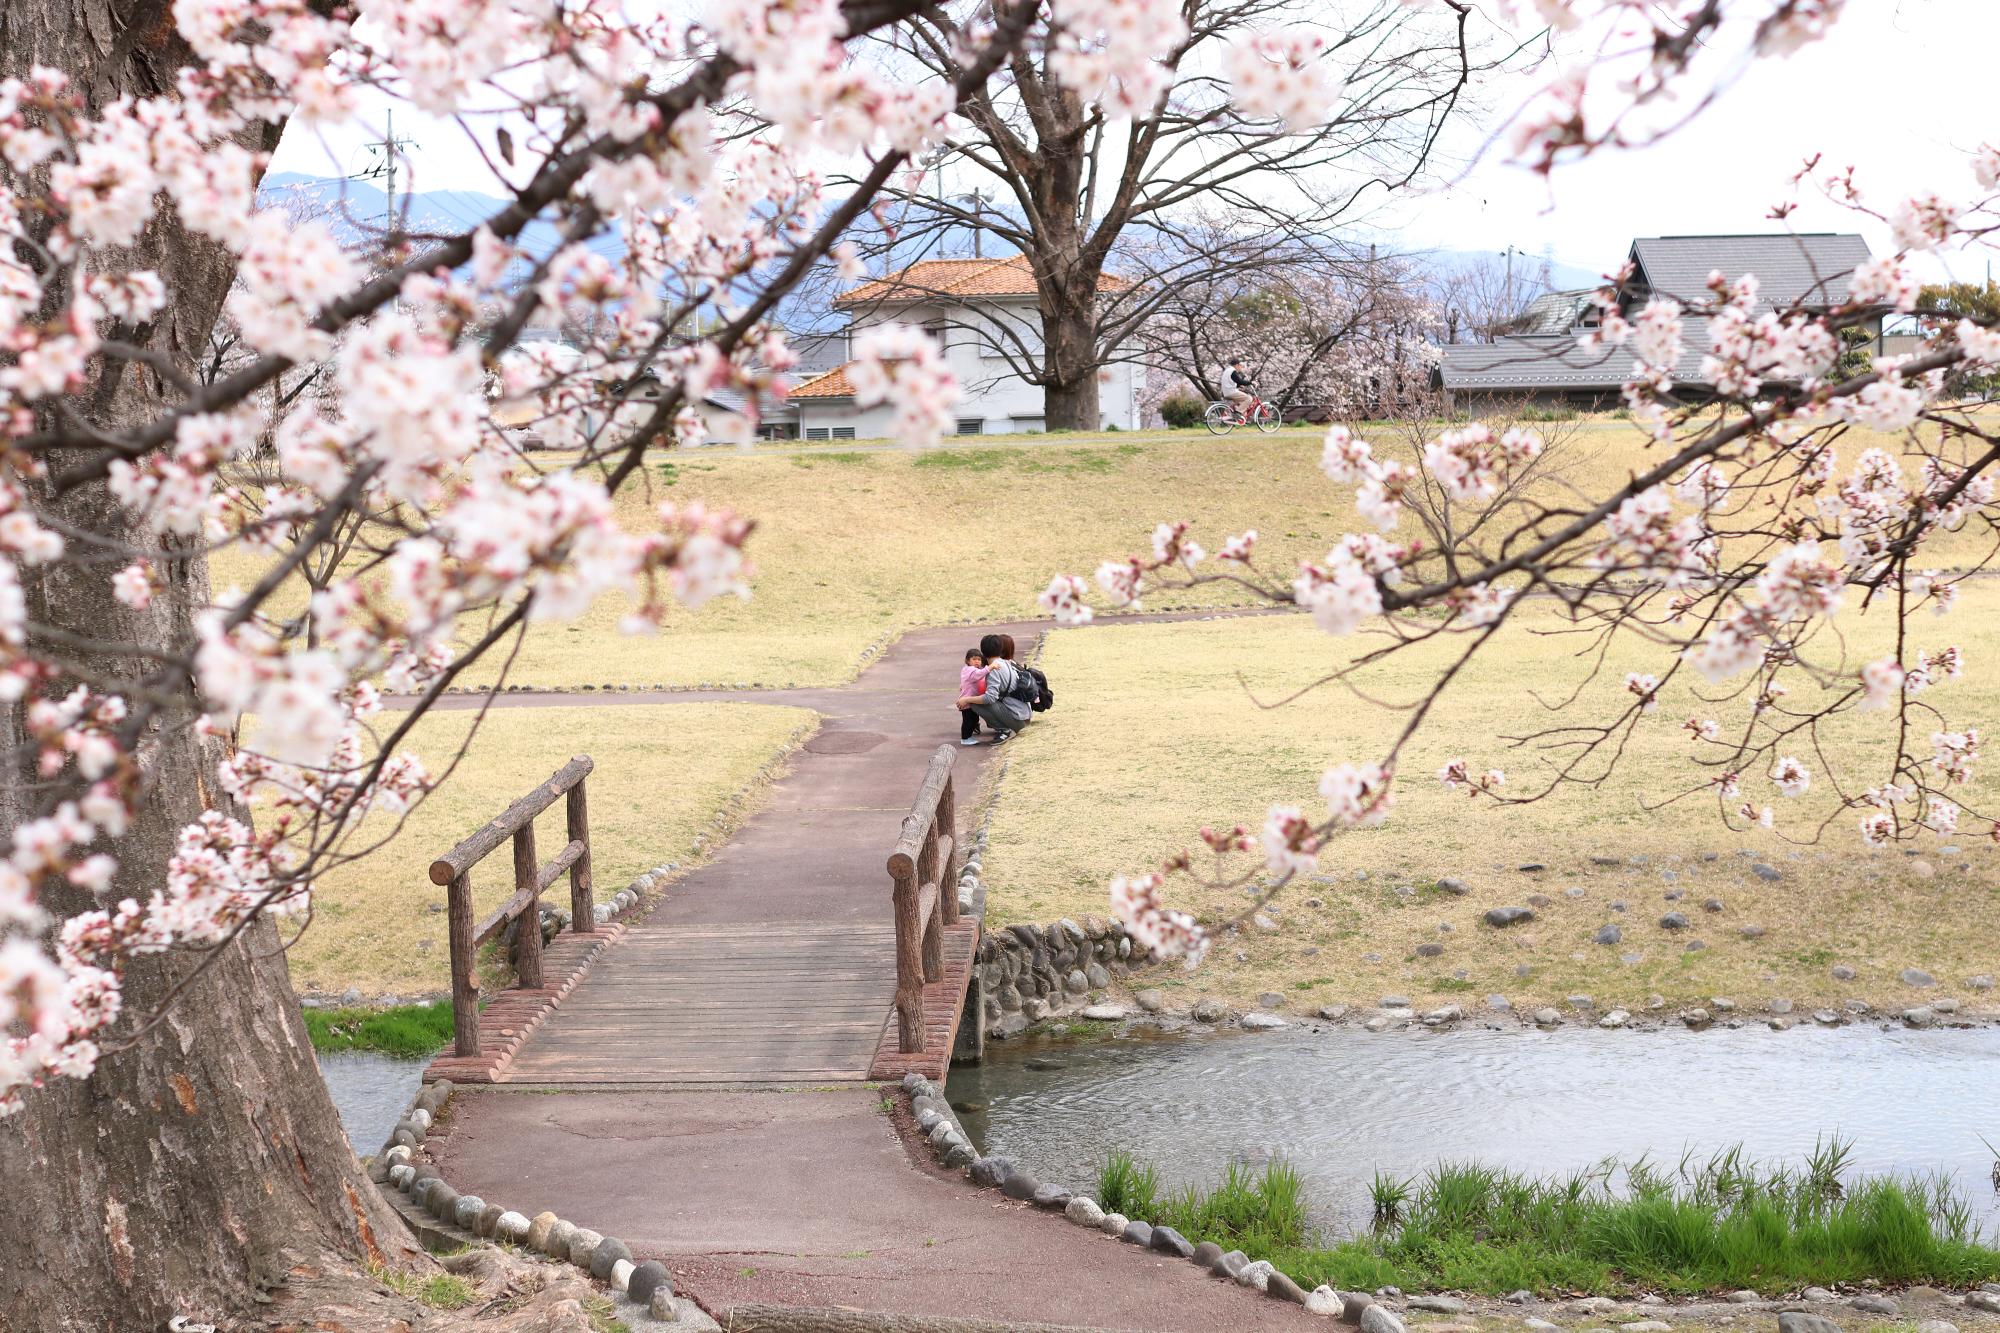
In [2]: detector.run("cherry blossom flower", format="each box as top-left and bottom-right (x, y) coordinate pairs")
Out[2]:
(1624, 672), (1659, 713)
(1260, 805), (1321, 876)
(1769, 756), (1811, 797)
(1039, 574), (1093, 625)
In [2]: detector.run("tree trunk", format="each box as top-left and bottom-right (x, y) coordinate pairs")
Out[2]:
(1041, 297), (1102, 432)
(0, 6), (410, 1329)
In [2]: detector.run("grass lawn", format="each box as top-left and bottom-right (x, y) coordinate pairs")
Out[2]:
(213, 418), (1990, 692)
(289, 701), (815, 997)
(980, 592), (2000, 1014)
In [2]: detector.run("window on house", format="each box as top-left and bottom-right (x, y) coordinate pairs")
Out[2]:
(806, 427), (831, 440)
(830, 426), (856, 439)
(956, 418), (984, 436)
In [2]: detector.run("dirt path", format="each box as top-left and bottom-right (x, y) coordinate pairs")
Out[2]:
(433, 621), (1319, 1327)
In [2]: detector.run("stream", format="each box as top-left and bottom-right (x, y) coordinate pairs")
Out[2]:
(950, 1024), (2000, 1233)
(319, 1050), (426, 1154)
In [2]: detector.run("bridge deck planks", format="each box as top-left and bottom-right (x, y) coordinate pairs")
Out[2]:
(502, 922), (902, 1085)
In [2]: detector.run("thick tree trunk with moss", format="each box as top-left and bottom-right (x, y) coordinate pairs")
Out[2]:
(0, 6), (407, 1330)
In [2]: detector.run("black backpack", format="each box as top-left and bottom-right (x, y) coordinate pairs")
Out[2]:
(1007, 663), (1054, 712)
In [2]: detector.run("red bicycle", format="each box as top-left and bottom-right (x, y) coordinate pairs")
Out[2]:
(1203, 395), (1280, 435)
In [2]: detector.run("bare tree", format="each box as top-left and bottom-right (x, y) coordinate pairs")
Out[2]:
(850, 0), (1489, 429)
(1435, 249), (1559, 344)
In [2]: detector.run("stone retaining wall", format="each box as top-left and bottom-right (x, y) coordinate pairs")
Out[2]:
(975, 915), (1144, 1038)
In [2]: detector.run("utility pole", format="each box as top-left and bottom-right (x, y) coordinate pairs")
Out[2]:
(356, 109), (416, 236)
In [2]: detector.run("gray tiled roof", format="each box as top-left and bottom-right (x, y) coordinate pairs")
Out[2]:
(1628, 233), (1871, 309)
(1511, 288), (1602, 335)
(1440, 315), (1720, 392)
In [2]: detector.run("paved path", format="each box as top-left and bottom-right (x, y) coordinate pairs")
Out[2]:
(435, 1085), (1323, 1330)
(437, 620), (1323, 1327)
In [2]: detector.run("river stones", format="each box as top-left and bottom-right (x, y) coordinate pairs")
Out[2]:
(589, 1235), (632, 1280)
(1065, 1196), (1105, 1227)
(1000, 1171), (1040, 1201)
(1030, 1183), (1071, 1210)
(1485, 906), (1535, 927)
(525, 1211), (558, 1251)
(1411, 1296), (1469, 1314)
(1099, 1211), (1127, 1236)
(1308, 1286), (1345, 1316)
(566, 1228), (604, 1268)
(1266, 1271), (1310, 1303)
(1190, 1240), (1223, 1269)
(1778, 1315), (1847, 1333)
(628, 1260), (673, 1307)
(1359, 1306), (1409, 1333)
(1219, 1249), (1250, 1280)
(1851, 1294), (1900, 1315)
(1120, 1220), (1153, 1247)
(970, 1156), (1015, 1187)
(1150, 1225), (1195, 1258)
(1237, 1259), (1275, 1291)
(1340, 1291), (1378, 1324)
(543, 1219), (577, 1259)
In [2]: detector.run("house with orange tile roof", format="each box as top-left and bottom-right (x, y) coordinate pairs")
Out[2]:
(779, 255), (1142, 440)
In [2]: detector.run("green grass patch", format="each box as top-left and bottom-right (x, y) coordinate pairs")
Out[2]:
(305, 1001), (455, 1058)
(1095, 1140), (2000, 1296)
(374, 1267), (477, 1309)
(910, 445), (1137, 474)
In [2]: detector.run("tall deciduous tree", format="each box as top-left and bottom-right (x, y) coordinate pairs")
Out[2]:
(0, 8), (408, 1329)
(857, 0), (1482, 429)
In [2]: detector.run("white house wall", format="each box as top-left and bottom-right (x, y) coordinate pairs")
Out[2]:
(800, 297), (1140, 439)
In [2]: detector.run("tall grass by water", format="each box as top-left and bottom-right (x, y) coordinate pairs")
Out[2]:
(304, 1001), (455, 1058)
(1093, 1141), (2000, 1296)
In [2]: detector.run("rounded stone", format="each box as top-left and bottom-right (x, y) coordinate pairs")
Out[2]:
(495, 1210), (531, 1244)
(385, 1145), (413, 1166)
(1266, 1271), (1310, 1304)
(1000, 1171), (1040, 1202)
(589, 1235), (633, 1280)
(475, 1202), (505, 1237)
(650, 1287), (679, 1321)
(1238, 1259), (1275, 1291)
(629, 1259), (673, 1306)
(388, 1164), (415, 1191)
(1065, 1196), (1106, 1227)
(1100, 1211), (1128, 1236)
(610, 1258), (636, 1292)
(543, 1219), (577, 1259)
(452, 1195), (485, 1230)
(1121, 1219), (1154, 1247)
(567, 1227), (604, 1268)
(426, 1184), (460, 1220)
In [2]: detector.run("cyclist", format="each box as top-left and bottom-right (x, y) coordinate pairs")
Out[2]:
(1222, 356), (1256, 421)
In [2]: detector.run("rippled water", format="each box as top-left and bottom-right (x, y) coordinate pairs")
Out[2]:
(319, 1050), (425, 1153)
(950, 1025), (2000, 1231)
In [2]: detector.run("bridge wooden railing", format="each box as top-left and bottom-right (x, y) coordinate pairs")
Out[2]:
(429, 755), (596, 1058)
(886, 744), (961, 1053)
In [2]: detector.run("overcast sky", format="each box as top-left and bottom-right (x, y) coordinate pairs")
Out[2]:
(272, 0), (1996, 282)
(1395, 0), (1998, 281)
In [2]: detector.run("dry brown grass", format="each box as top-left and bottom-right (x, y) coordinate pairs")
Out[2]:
(981, 591), (2000, 1014)
(289, 701), (815, 996)
(214, 418), (1991, 692)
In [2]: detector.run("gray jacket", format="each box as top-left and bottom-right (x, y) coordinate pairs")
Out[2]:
(980, 659), (1033, 725)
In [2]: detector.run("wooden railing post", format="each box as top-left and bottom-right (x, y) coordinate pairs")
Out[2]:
(892, 868), (925, 1052)
(511, 820), (544, 990)
(447, 871), (480, 1057)
(567, 773), (594, 933)
(918, 824), (943, 983)
(936, 773), (960, 927)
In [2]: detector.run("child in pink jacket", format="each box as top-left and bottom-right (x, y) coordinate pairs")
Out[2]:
(958, 648), (988, 745)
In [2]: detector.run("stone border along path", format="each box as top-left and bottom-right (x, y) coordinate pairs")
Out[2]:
(423, 616), (1333, 1328)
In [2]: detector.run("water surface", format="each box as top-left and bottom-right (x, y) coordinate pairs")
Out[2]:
(319, 1049), (425, 1153)
(951, 1025), (2000, 1231)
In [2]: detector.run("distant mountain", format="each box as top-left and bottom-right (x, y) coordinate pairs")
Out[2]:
(258, 172), (623, 268)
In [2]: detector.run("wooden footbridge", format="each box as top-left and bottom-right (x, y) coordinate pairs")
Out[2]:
(423, 737), (983, 1089)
